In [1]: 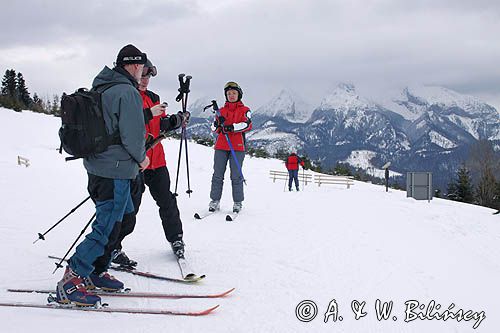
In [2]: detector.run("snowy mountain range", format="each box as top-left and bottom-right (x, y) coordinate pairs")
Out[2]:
(188, 84), (500, 190)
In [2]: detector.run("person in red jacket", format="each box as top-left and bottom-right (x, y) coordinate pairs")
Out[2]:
(111, 59), (189, 266)
(285, 152), (305, 191)
(209, 81), (252, 213)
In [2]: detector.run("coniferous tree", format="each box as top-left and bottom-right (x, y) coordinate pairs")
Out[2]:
(1, 69), (17, 97)
(333, 162), (352, 176)
(51, 94), (61, 116)
(45, 97), (52, 115)
(273, 148), (289, 161)
(447, 163), (474, 203)
(0, 69), (22, 110)
(301, 155), (313, 170)
(32, 93), (44, 113)
(16, 72), (32, 109)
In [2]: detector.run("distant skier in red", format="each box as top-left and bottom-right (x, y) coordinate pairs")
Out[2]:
(285, 152), (304, 191)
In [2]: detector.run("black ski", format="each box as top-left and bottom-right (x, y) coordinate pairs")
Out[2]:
(194, 211), (218, 220)
(226, 212), (239, 222)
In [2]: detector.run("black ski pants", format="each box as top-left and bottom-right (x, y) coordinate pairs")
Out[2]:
(143, 166), (183, 243)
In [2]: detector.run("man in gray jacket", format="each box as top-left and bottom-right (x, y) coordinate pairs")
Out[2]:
(55, 44), (150, 307)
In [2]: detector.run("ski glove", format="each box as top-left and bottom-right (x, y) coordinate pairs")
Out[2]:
(216, 116), (226, 126)
(222, 125), (234, 133)
(160, 113), (182, 132)
(213, 116), (224, 132)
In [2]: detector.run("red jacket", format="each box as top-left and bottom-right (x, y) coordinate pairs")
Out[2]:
(140, 90), (166, 170)
(213, 101), (252, 151)
(285, 154), (304, 170)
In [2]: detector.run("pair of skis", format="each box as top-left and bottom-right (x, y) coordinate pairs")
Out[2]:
(194, 210), (239, 222)
(1, 288), (235, 316)
(1, 258), (234, 316)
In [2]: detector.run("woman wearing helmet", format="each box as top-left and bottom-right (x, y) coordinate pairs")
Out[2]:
(209, 81), (252, 213)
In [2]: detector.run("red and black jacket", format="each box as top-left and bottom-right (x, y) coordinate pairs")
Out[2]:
(141, 90), (166, 170)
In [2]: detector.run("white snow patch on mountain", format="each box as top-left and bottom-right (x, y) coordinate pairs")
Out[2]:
(344, 150), (377, 169)
(247, 127), (303, 154)
(428, 131), (457, 149)
(448, 115), (480, 140)
(343, 150), (402, 178)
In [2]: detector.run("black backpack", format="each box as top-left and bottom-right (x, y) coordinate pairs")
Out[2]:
(58, 83), (123, 160)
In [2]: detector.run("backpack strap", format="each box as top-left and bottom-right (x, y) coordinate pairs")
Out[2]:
(92, 81), (132, 147)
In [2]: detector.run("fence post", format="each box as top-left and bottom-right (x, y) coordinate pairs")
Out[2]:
(17, 156), (30, 167)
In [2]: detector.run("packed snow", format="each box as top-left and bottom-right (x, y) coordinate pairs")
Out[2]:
(0, 108), (499, 333)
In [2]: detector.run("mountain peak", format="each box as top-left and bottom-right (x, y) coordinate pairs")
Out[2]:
(338, 82), (356, 93)
(318, 83), (372, 111)
(387, 85), (497, 120)
(188, 96), (213, 119)
(255, 88), (312, 123)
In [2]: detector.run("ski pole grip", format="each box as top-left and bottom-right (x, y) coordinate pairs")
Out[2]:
(184, 76), (192, 93)
(177, 73), (185, 94)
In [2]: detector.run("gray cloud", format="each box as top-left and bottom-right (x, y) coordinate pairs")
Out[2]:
(1, 0), (499, 110)
(0, 0), (196, 47)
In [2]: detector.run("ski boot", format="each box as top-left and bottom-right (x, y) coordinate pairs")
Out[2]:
(84, 271), (124, 292)
(233, 202), (243, 213)
(208, 200), (220, 212)
(56, 267), (101, 307)
(171, 239), (186, 259)
(112, 250), (137, 268)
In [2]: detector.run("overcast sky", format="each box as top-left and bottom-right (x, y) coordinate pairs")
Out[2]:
(1, 0), (500, 110)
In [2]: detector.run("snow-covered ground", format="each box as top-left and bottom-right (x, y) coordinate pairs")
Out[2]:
(0, 108), (499, 332)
